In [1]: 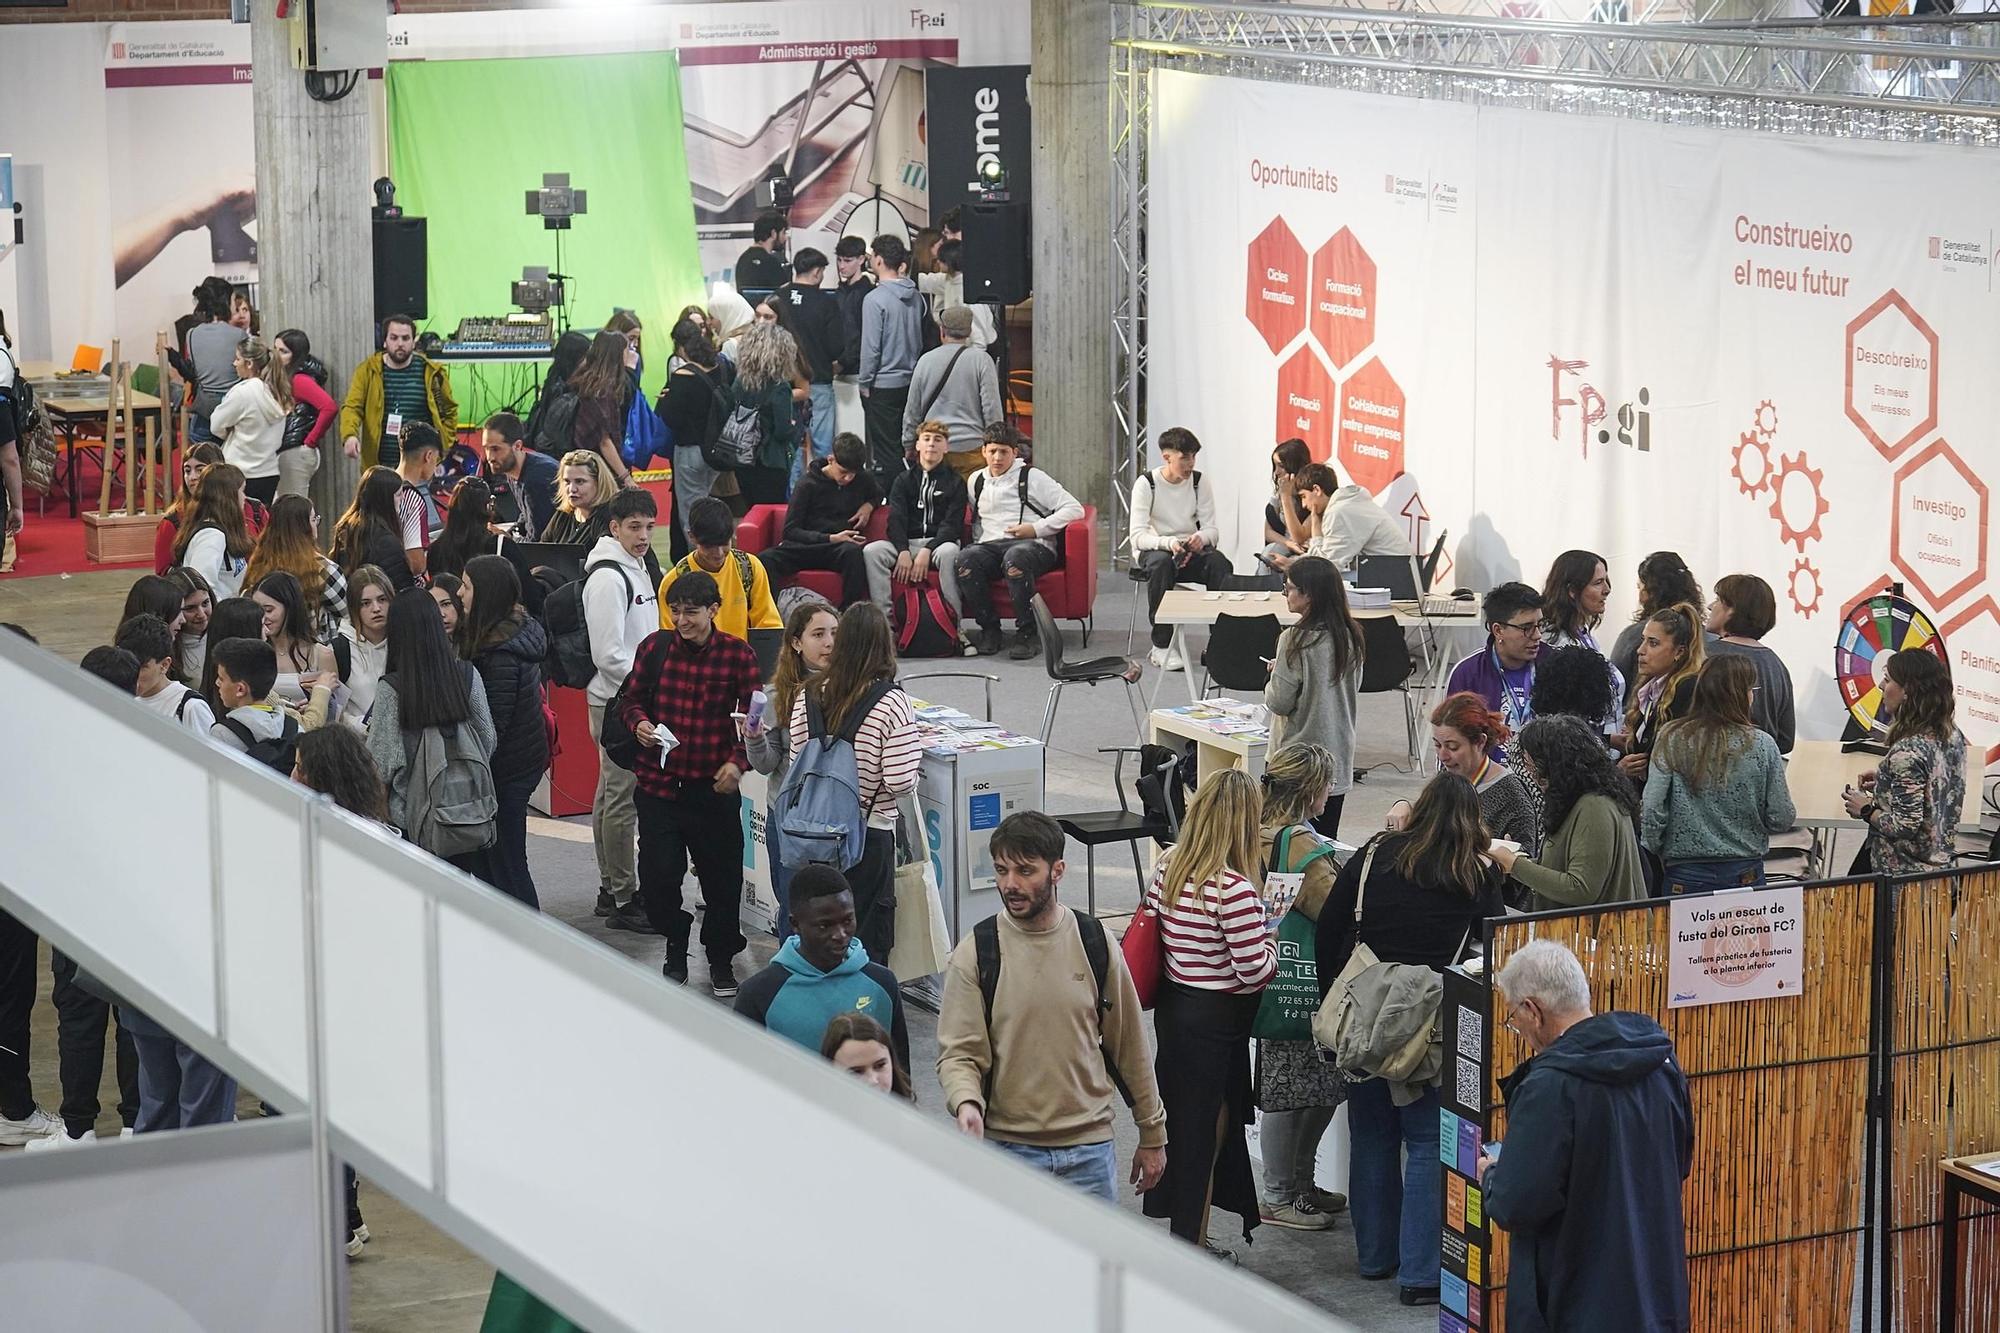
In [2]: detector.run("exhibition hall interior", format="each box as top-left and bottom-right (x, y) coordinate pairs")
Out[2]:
(2, 0), (1998, 1330)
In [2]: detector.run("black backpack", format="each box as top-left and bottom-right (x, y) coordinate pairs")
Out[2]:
(685, 367), (741, 472)
(543, 560), (638, 689)
(894, 576), (960, 658)
(221, 713), (300, 774)
(531, 386), (582, 457)
(973, 908), (1134, 1106)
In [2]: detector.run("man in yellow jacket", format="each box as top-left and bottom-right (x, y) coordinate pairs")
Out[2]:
(338, 314), (458, 470)
(659, 495), (782, 642)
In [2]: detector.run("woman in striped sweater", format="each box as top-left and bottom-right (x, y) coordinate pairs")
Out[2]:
(1141, 768), (1277, 1257)
(787, 602), (918, 963)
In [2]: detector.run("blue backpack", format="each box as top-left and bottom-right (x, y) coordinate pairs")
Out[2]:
(620, 365), (671, 468)
(774, 681), (899, 870)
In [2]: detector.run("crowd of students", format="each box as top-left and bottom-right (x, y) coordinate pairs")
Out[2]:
(1, 313), (1981, 1333)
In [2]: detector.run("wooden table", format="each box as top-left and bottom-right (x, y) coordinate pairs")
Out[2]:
(1939, 1151), (2000, 1331)
(1149, 698), (1272, 786)
(1784, 739), (1985, 876)
(20, 361), (168, 518)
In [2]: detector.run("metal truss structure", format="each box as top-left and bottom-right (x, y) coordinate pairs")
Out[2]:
(1109, 1), (2000, 532)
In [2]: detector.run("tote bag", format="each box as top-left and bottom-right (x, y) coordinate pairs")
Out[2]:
(1251, 826), (1338, 1042)
(886, 794), (952, 980)
(1121, 868), (1168, 1010)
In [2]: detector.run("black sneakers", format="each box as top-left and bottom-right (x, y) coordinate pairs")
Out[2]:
(605, 901), (659, 935)
(663, 956), (689, 985)
(973, 624), (1004, 656)
(1008, 627), (1040, 661)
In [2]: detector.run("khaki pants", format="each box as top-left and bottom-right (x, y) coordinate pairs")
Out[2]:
(275, 445), (319, 501)
(588, 700), (637, 905)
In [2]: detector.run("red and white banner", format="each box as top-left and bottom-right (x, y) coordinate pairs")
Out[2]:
(1149, 69), (2000, 757)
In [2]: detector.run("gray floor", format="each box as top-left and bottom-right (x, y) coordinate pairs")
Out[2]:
(0, 563), (1448, 1331)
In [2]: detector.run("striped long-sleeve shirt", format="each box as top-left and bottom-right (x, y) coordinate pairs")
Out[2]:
(788, 685), (919, 830)
(1149, 866), (1277, 993)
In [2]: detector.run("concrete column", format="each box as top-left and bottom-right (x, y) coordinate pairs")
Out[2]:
(250, 6), (375, 541)
(1029, 0), (1113, 527)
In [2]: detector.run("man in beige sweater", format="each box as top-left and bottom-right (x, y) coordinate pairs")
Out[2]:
(936, 812), (1168, 1202)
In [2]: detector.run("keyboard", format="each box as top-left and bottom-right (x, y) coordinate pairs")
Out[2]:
(1421, 594), (1478, 617)
(436, 314), (555, 360)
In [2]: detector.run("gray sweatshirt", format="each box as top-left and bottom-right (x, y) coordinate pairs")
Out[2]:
(366, 672), (497, 832)
(1263, 625), (1360, 796)
(859, 277), (924, 389)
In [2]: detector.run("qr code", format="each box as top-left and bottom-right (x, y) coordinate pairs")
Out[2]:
(1456, 1005), (1483, 1058)
(1456, 1056), (1481, 1108)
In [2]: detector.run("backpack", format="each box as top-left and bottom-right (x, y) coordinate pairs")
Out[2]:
(2, 360), (57, 497)
(973, 908), (1135, 1107)
(620, 369), (671, 469)
(894, 576), (959, 658)
(595, 675), (644, 771)
(672, 550), (756, 607)
(531, 386), (581, 457)
(542, 560), (637, 689)
(711, 399), (765, 472)
(685, 367), (742, 472)
(1312, 840), (1461, 1084)
(971, 465), (1061, 561)
(392, 666), (499, 858)
(773, 680), (898, 870)
(221, 713), (299, 774)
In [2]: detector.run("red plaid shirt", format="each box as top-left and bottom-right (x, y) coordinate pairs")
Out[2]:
(618, 627), (761, 797)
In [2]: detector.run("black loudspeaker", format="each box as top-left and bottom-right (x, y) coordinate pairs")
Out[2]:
(372, 215), (428, 323)
(962, 201), (1031, 306)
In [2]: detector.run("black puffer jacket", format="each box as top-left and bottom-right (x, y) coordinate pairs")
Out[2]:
(470, 614), (551, 786)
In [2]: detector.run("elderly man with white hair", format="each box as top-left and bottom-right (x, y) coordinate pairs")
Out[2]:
(1479, 940), (1694, 1333)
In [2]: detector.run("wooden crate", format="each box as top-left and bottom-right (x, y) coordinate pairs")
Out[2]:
(81, 510), (158, 565)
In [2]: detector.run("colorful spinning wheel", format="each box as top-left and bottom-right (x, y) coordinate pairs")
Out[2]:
(1835, 592), (1948, 736)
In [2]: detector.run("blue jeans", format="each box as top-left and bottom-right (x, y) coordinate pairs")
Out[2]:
(1665, 857), (1766, 896)
(995, 1138), (1118, 1204)
(789, 383), (836, 493)
(1346, 1077), (1441, 1287)
(121, 1008), (238, 1133)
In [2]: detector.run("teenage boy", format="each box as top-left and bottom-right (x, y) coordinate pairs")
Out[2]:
(207, 637), (296, 767)
(1288, 461), (1416, 579)
(955, 426), (1084, 660)
(833, 236), (874, 389)
(80, 645), (141, 695)
(935, 811), (1167, 1204)
(858, 234), (925, 480)
(773, 248), (845, 475)
(583, 488), (664, 933)
(1446, 582), (1549, 730)
(1129, 427), (1232, 671)
(734, 864), (910, 1068)
(757, 432), (882, 608)
(480, 410), (558, 539)
(620, 571), (764, 995)
(117, 613), (215, 734)
(864, 420), (967, 622)
(735, 210), (791, 297)
(338, 312), (457, 469)
(659, 496), (782, 644)
(393, 422), (448, 580)
(900, 306), (1002, 465)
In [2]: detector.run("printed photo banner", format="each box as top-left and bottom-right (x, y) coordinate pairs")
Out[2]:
(1147, 69), (1999, 758)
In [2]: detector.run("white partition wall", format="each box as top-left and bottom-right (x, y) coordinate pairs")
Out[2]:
(0, 632), (1357, 1333)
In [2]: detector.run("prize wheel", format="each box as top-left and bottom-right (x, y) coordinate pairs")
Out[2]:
(1834, 592), (1948, 736)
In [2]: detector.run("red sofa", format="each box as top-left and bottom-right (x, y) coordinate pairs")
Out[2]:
(734, 502), (1100, 642)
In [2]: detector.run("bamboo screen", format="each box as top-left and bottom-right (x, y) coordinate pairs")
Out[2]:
(1885, 865), (2000, 1331)
(1481, 878), (1875, 1333)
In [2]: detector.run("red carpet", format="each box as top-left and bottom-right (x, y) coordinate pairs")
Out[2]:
(1, 508), (136, 579)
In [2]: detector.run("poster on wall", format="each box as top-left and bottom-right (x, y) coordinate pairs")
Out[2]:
(104, 22), (255, 358)
(1147, 69), (2000, 758)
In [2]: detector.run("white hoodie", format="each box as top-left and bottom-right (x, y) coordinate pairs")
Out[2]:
(337, 621), (390, 729)
(209, 376), (286, 480)
(582, 533), (660, 704)
(968, 459), (1084, 553)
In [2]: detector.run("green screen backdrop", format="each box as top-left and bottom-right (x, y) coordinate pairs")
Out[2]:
(387, 52), (705, 421)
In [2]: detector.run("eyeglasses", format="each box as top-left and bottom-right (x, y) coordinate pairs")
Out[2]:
(1500, 618), (1544, 637)
(1502, 999), (1535, 1037)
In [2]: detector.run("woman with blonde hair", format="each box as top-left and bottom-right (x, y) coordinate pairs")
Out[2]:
(537, 448), (617, 545)
(1253, 743), (1350, 1232)
(244, 494), (346, 640)
(208, 336), (292, 505)
(1141, 768), (1275, 1256)
(730, 320), (808, 507)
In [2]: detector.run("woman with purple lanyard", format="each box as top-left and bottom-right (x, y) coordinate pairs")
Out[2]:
(1539, 550), (1625, 734)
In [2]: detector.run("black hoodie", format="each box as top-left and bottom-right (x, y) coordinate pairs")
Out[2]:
(1483, 1011), (1694, 1333)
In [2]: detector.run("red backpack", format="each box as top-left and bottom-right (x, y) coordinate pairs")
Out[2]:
(894, 575), (960, 658)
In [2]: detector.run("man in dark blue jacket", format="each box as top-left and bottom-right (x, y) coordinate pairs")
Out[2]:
(734, 865), (910, 1071)
(480, 410), (559, 540)
(1481, 940), (1693, 1333)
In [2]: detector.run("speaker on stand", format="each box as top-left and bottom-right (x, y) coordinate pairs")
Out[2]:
(372, 214), (428, 325)
(962, 201), (1031, 306)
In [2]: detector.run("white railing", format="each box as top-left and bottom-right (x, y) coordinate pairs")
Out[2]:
(0, 630), (1357, 1333)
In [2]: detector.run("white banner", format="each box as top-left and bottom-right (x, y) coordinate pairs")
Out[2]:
(1148, 70), (2000, 758)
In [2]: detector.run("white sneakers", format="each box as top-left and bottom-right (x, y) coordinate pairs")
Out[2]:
(1148, 645), (1186, 672)
(22, 1124), (136, 1151)
(0, 1106), (63, 1146)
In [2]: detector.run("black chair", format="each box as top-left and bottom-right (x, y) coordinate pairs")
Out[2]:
(1358, 614), (1421, 765)
(1200, 613), (1280, 698)
(1032, 594), (1145, 744)
(1356, 553), (1421, 601)
(1056, 746), (1183, 916)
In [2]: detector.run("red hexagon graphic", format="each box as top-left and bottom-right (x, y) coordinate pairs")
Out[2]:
(1336, 357), (1406, 495)
(1844, 289), (1939, 460)
(1274, 345), (1337, 463)
(1309, 227), (1377, 372)
(1245, 217), (1309, 354)
(1940, 597), (2000, 764)
(1891, 438), (1989, 610)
